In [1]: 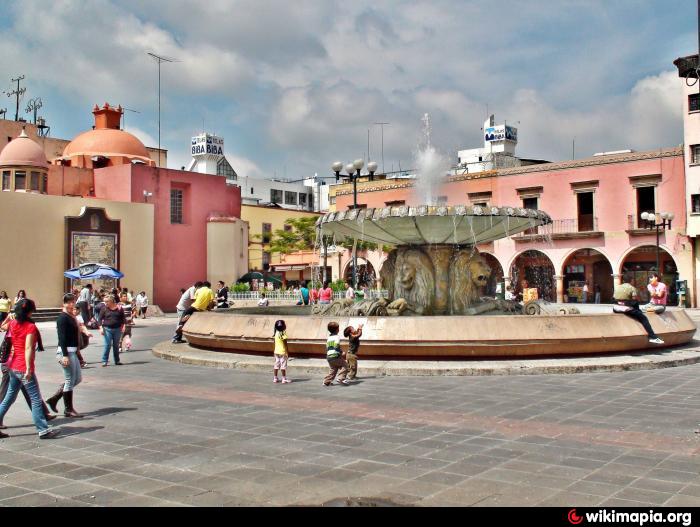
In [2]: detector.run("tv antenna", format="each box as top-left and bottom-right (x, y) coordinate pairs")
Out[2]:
(374, 122), (390, 174)
(25, 97), (42, 124)
(7, 75), (26, 121)
(147, 52), (180, 167)
(121, 107), (140, 129)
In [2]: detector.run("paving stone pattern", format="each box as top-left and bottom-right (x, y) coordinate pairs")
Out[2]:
(0, 319), (697, 506)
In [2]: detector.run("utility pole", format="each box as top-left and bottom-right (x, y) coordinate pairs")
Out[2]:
(374, 122), (390, 174)
(147, 52), (179, 167)
(7, 76), (26, 121)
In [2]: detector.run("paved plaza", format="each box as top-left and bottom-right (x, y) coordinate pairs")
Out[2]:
(0, 316), (698, 506)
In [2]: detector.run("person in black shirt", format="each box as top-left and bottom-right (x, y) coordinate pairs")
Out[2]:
(45, 294), (83, 418)
(216, 281), (229, 309)
(98, 295), (126, 366)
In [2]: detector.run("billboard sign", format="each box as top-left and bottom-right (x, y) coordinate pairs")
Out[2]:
(191, 133), (224, 156)
(484, 125), (517, 143)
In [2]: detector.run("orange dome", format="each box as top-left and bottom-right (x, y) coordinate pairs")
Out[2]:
(62, 128), (151, 161)
(0, 130), (48, 169)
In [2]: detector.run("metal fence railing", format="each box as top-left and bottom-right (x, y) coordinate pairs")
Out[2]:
(227, 290), (389, 301)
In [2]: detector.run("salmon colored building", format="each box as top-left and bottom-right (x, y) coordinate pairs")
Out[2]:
(330, 147), (692, 306)
(1, 103), (246, 310)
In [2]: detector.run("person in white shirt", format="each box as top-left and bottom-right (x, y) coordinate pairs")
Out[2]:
(135, 291), (149, 319)
(176, 282), (202, 323)
(505, 285), (516, 302)
(345, 282), (355, 301)
(258, 293), (269, 307)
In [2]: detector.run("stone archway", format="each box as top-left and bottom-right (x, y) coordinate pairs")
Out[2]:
(561, 248), (614, 303)
(510, 250), (556, 302)
(480, 252), (504, 297)
(620, 245), (678, 304)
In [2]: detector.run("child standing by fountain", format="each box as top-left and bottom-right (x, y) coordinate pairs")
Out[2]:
(324, 322), (349, 386)
(272, 320), (292, 383)
(343, 324), (363, 380)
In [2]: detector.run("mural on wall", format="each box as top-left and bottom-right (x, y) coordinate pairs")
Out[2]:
(65, 208), (120, 291)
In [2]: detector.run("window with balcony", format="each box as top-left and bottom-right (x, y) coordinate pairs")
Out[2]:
(636, 186), (655, 227)
(262, 223), (272, 243)
(270, 189), (283, 204)
(170, 189), (183, 224)
(577, 192), (594, 231)
(690, 93), (700, 112)
(299, 193), (307, 208)
(262, 251), (270, 270)
(284, 191), (297, 205)
(691, 145), (700, 165)
(692, 194), (700, 214)
(522, 196), (538, 235)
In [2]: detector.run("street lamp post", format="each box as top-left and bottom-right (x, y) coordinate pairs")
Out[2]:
(641, 211), (675, 277)
(330, 159), (371, 289)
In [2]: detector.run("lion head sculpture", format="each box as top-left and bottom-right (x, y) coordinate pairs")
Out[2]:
(393, 247), (435, 315)
(379, 250), (397, 301)
(449, 250), (492, 314)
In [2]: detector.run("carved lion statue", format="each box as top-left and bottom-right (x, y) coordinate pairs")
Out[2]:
(379, 250), (397, 301)
(449, 250), (492, 315)
(393, 247), (435, 315)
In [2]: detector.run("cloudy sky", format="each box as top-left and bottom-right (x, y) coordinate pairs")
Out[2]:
(0, 0), (695, 178)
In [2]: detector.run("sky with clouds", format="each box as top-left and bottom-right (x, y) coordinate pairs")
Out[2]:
(0, 0), (696, 179)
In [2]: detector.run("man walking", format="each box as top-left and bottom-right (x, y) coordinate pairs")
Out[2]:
(76, 284), (92, 323)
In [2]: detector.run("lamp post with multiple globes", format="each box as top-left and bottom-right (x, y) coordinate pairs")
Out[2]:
(640, 211), (675, 278)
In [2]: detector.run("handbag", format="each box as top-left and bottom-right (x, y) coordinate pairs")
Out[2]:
(0, 332), (11, 363)
(79, 332), (90, 350)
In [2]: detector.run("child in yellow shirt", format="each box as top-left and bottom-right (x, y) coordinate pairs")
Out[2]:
(273, 320), (291, 384)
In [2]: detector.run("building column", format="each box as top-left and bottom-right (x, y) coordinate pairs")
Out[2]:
(554, 275), (564, 303)
(612, 273), (622, 287)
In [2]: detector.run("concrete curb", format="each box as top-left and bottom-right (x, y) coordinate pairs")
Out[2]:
(152, 340), (700, 376)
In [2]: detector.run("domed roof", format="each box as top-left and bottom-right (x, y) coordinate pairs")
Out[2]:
(0, 130), (48, 169)
(63, 128), (151, 161)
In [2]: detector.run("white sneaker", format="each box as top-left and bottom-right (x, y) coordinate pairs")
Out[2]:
(649, 337), (665, 344)
(281, 378), (292, 384)
(273, 377), (279, 383)
(337, 379), (350, 385)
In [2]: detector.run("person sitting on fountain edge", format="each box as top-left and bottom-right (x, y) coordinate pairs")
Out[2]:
(172, 281), (215, 344)
(612, 282), (664, 344)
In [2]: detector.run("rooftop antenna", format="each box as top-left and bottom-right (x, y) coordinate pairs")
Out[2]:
(7, 75), (26, 121)
(147, 52), (180, 167)
(374, 122), (390, 173)
(25, 97), (42, 124)
(121, 107), (140, 130)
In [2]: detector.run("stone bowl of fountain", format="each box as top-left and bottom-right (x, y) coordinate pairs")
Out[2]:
(183, 204), (696, 359)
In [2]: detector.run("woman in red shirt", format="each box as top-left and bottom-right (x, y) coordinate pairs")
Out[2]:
(319, 281), (333, 304)
(0, 299), (59, 439)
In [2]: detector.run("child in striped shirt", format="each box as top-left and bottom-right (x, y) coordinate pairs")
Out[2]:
(323, 322), (349, 386)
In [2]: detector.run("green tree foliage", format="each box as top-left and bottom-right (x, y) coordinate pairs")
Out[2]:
(268, 216), (318, 255)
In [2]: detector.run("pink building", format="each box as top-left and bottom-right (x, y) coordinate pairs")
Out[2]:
(333, 147), (691, 306)
(93, 163), (243, 310)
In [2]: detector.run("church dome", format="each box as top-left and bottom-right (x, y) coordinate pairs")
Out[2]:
(62, 128), (151, 161)
(0, 130), (48, 169)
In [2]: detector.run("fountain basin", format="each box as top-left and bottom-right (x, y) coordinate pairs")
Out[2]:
(182, 308), (696, 359)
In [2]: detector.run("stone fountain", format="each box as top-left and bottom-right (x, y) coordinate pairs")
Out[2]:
(182, 203), (696, 358)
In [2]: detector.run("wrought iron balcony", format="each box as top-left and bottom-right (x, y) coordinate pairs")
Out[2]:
(514, 216), (601, 241)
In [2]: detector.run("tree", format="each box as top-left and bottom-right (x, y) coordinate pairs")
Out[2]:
(268, 216), (318, 255)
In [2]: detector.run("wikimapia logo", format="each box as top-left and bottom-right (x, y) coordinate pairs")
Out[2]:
(567, 509), (692, 526)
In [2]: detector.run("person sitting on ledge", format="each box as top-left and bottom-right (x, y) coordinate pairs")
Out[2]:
(643, 273), (667, 314)
(612, 282), (664, 344)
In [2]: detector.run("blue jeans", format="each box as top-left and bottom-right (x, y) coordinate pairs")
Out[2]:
(102, 327), (122, 364)
(0, 369), (50, 435)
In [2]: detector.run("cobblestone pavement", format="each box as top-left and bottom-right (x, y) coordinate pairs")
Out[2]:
(0, 319), (698, 506)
